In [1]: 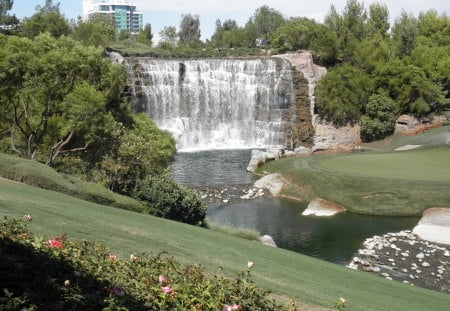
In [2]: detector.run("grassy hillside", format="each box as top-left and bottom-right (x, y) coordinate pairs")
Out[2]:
(1, 179), (449, 310)
(258, 126), (450, 216)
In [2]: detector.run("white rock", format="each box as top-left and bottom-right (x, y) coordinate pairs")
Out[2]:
(422, 262), (430, 267)
(381, 273), (390, 277)
(416, 253), (425, 259)
(401, 252), (409, 257)
(373, 267), (381, 273)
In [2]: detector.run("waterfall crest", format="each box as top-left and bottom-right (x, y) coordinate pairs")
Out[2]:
(126, 58), (295, 151)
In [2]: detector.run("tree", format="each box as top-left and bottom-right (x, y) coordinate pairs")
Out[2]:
(324, 0), (368, 61)
(179, 13), (201, 47)
(315, 64), (373, 125)
(374, 60), (448, 116)
(210, 19), (238, 48)
(360, 90), (399, 142)
(0, 34), (124, 162)
(72, 14), (115, 47)
(135, 23), (153, 46)
(20, 0), (71, 38)
(368, 2), (390, 36)
(247, 5), (285, 44)
(271, 17), (318, 52)
(159, 26), (178, 48)
(392, 11), (419, 56)
(354, 33), (393, 72)
(96, 114), (175, 194)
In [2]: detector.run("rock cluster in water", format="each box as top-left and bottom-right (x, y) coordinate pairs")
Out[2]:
(347, 230), (449, 293)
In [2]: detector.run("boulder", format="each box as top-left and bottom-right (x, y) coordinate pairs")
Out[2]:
(413, 208), (450, 245)
(302, 198), (346, 216)
(246, 150), (276, 172)
(254, 173), (287, 196)
(260, 235), (277, 247)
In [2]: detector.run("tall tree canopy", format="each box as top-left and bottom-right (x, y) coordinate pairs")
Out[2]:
(179, 13), (201, 47)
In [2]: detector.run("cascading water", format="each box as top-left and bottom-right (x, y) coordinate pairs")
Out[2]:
(125, 58), (295, 151)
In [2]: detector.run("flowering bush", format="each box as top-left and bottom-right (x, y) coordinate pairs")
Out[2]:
(0, 217), (300, 310)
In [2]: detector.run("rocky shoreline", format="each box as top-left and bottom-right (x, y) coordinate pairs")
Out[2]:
(347, 230), (449, 293)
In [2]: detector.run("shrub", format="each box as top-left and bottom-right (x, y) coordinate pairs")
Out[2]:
(0, 217), (292, 310)
(133, 174), (207, 225)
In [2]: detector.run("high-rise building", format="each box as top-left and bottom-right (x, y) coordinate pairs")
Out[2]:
(82, 0), (143, 34)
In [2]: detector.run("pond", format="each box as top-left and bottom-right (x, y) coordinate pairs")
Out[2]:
(170, 149), (419, 264)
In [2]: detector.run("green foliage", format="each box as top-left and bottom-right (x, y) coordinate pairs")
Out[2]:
(360, 90), (398, 142)
(20, 9), (71, 38)
(133, 174), (207, 225)
(368, 3), (390, 36)
(392, 11), (419, 56)
(72, 14), (115, 48)
(315, 64), (373, 125)
(248, 5), (285, 43)
(374, 60), (448, 116)
(179, 13), (201, 48)
(271, 17), (318, 52)
(95, 114), (175, 194)
(158, 25), (178, 48)
(0, 217), (287, 310)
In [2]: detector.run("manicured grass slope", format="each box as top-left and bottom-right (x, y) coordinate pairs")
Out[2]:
(1, 179), (449, 310)
(260, 126), (450, 215)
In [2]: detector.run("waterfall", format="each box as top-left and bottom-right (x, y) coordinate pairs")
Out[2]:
(125, 58), (295, 151)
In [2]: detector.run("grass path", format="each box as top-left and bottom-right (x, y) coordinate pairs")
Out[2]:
(1, 179), (450, 310)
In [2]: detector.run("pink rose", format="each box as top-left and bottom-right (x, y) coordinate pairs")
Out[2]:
(158, 274), (168, 283)
(224, 304), (241, 311)
(161, 286), (173, 294)
(247, 260), (254, 269)
(47, 239), (62, 248)
(108, 253), (117, 261)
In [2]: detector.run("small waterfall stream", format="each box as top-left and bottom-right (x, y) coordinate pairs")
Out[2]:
(125, 58), (295, 151)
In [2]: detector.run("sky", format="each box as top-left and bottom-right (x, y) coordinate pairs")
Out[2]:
(11, 0), (450, 42)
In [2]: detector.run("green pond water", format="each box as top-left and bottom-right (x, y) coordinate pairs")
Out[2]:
(170, 149), (419, 264)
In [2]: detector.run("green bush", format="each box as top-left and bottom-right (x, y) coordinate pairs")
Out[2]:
(0, 217), (290, 310)
(133, 175), (207, 226)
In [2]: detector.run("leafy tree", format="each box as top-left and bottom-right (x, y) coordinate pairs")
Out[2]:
(0, 34), (123, 162)
(135, 23), (152, 46)
(72, 14), (115, 47)
(20, 1), (71, 38)
(368, 2), (390, 36)
(315, 64), (373, 125)
(96, 114), (175, 194)
(271, 17), (317, 52)
(158, 26), (178, 48)
(417, 9), (450, 46)
(392, 11), (419, 56)
(210, 19), (239, 48)
(354, 33), (393, 72)
(360, 90), (399, 141)
(133, 173), (207, 225)
(374, 60), (448, 116)
(179, 13), (201, 47)
(246, 5), (285, 44)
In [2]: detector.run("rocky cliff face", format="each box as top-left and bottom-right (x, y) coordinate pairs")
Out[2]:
(274, 52), (327, 148)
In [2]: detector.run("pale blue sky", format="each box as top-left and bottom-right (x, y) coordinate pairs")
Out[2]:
(11, 0), (450, 42)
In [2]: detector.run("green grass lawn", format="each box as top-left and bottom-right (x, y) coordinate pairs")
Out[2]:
(258, 126), (450, 215)
(1, 179), (450, 310)
(318, 147), (450, 182)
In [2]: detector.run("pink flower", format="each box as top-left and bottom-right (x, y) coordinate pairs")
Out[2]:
(108, 253), (117, 261)
(158, 274), (168, 283)
(130, 254), (137, 261)
(106, 287), (124, 297)
(161, 286), (173, 295)
(47, 239), (62, 248)
(224, 304), (241, 311)
(247, 260), (254, 269)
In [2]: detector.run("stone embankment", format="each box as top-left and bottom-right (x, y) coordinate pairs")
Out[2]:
(347, 230), (449, 293)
